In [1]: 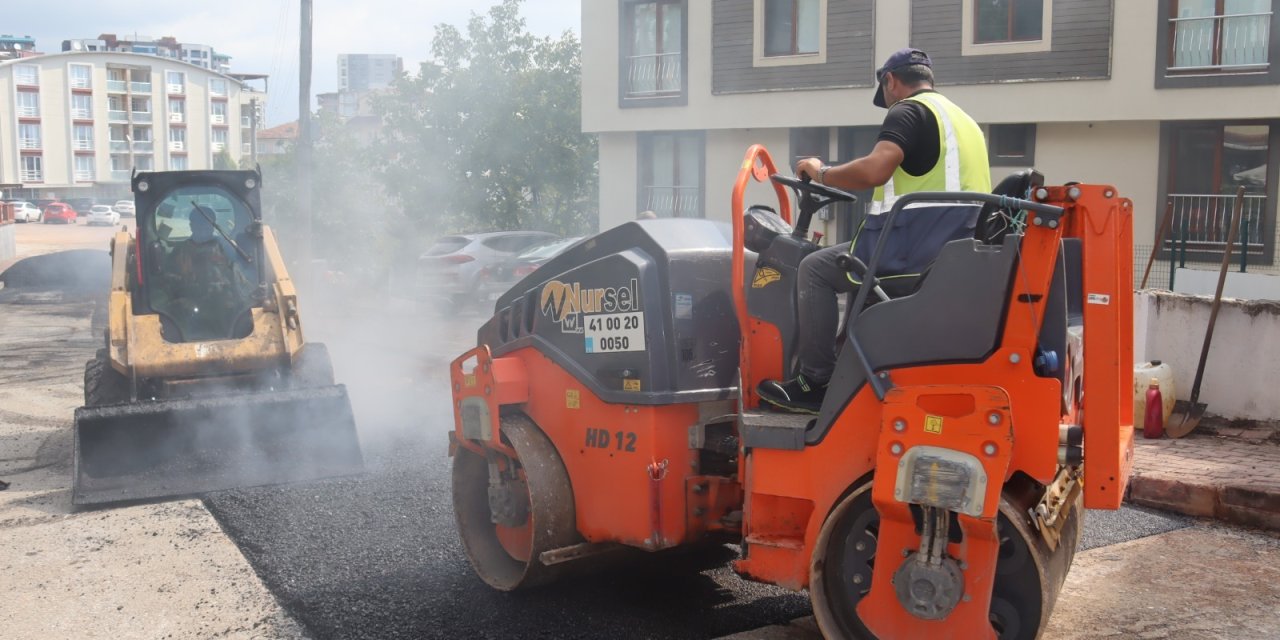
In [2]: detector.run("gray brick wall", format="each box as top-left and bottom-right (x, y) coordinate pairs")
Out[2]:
(911, 0), (1113, 85)
(712, 0), (876, 94)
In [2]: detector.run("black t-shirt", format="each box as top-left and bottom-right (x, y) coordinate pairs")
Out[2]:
(876, 89), (941, 178)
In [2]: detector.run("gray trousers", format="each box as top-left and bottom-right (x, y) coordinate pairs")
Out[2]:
(797, 241), (857, 384)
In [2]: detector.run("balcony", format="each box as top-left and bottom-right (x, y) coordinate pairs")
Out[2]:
(1167, 193), (1268, 252)
(71, 108), (92, 119)
(19, 138), (41, 150)
(71, 77), (92, 90)
(211, 142), (227, 152)
(108, 110), (128, 123)
(169, 140), (185, 152)
(109, 140), (129, 153)
(131, 111), (153, 124)
(107, 79), (127, 93)
(133, 141), (154, 152)
(17, 105), (39, 118)
(641, 185), (700, 218)
(130, 81), (152, 93)
(170, 112), (185, 123)
(73, 139), (94, 151)
(109, 170), (130, 181)
(211, 113), (227, 125)
(75, 170), (95, 182)
(625, 52), (683, 98)
(20, 170), (43, 183)
(1169, 11), (1272, 72)
(167, 83), (184, 95)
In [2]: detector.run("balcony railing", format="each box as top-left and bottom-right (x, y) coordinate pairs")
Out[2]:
(75, 170), (95, 182)
(109, 170), (130, 181)
(626, 52), (683, 97)
(108, 110), (128, 123)
(169, 140), (185, 151)
(1170, 11), (1272, 71)
(1166, 193), (1268, 257)
(133, 141), (154, 152)
(242, 142), (253, 155)
(73, 139), (94, 151)
(18, 138), (41, 150)
(642, 185), (701, 218)
(107, 79), (127, 92)
(130, 81), (152, 93)
(167, 83), (184, 95)
(20, 170), (43, 182)
(131, 111), (152, 123)
(17, 105), (39, 117)
(211, 113), (226, 125)
(71, 77), (92, 89)
(71, 108), (92, 119)
(170, 112), (185, 123)
(211, 142), (226, 152)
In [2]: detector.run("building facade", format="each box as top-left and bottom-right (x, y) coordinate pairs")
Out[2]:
(337, 54), (403, 92)
(0, 51), (264, 199)
(62, 35), (233, 74)
(583, 0), (1280, 273)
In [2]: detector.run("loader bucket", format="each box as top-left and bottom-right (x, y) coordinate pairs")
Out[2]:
(72, 385), (363, 506)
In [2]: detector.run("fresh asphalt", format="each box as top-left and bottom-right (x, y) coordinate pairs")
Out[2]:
(202, 304), (1192, 640)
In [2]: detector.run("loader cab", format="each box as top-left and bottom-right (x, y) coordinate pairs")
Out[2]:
(131, 170), (265, 343)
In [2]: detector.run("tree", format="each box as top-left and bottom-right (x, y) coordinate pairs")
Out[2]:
(213, 149), (237, 170)
(374, 0), (597, 236)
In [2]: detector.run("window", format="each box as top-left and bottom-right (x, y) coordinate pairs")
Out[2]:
(135, 155), (154, 171)
(209, 78), (227, 96)
(21, 155), (43, 182)
(131, 97), (152, 113)
(170, 155), (188, 171)
(790, 127), (829, 166)
(212, 128), (228, 151)
(70, 64), (92, 89)
(74, 125), (94, 150)
(75, 155), (95, 181)
(638, 132), (703, 218)
(169, 127), (186, 151)
(170, 98), (186, 122)
(134, 126), (153, 143)
(1167, 123), (1271, 259)
(166, 71), (185, 93)
(765, 0), (821, 56)
(975, 0), (1045, 43)
(1170, 0), (1272, 71)
(72, 93), (93, 119)
(17, 91), (39, 117)
(19, 123), (42, 150)
(211, 100), (227, 124)
(623, 0), (685, 99)
(16, 64), (39, 86)
(988, 123), (1037, 165)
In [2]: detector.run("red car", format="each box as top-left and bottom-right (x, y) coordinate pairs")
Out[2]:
(41, 202), (77, 224)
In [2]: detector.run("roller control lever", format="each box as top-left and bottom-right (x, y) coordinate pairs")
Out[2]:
(835, 253), (890, 303)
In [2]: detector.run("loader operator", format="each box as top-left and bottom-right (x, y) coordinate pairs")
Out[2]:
(156, 207), (253, 339)
(757, 48), (992, 414)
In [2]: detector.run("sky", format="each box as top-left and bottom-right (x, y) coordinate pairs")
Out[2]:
(7, 0), (580, 127)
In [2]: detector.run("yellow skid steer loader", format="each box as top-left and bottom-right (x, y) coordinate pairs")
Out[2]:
(73, 169), (363, 505)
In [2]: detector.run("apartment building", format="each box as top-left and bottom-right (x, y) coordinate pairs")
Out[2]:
(62, 35), (234, 74)
(0, 51), (265, 199)
(338, 54), (403, 92)
(583, 1), (1280, 272)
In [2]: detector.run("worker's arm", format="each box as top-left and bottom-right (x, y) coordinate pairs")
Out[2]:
(796, 141), (905, 191)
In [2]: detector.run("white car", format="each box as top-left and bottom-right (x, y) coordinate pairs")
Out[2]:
(87, 204), (121, 226)
(10, 201), (42, 223)
(113, 200), (136, 217)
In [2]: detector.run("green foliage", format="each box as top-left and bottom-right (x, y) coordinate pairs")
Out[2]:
(213, 149), (237, 170)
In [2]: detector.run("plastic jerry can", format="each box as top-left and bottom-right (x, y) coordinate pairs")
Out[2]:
(1134, 361), (1176, 428)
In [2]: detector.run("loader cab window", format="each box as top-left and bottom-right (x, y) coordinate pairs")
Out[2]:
(147, 186), (258, 343)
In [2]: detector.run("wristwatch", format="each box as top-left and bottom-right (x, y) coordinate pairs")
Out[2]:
(818, 164), (831, 185)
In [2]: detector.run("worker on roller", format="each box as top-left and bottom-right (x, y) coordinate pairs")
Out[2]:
(757, 48), (992, 414)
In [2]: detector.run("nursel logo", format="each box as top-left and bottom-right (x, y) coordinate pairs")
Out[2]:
(540, 278), (641, 334)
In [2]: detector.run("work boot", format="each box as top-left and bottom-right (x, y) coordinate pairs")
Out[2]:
(757, 374), (827, 414)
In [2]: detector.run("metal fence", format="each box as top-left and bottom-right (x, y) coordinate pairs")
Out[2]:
(625, 52), (682, 97)
(1135, 200), (1280, 291)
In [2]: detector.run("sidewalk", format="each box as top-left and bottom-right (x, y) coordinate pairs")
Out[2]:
(1128, 424), (1280, 531)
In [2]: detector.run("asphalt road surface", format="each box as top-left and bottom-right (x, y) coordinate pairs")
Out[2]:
(203, 302), (1193, 640)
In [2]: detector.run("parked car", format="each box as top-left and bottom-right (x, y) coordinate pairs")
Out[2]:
(87, 204), (121, 226)
(66, 198), (99, 217)
(417, 231), (558, 306)
(114, 200), (136, 217)
(477, 236), (584, 302)
(10, 201), (42, 223)
(41, 203), (78, 224)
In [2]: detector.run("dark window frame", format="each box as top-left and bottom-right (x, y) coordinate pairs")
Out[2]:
(973, 0), (1045, 45)
(618, 0), (689, 108)
(636, 131), (705, 218)
(987, 123), (1037, 166)
(1156, 0), (1280, 88)
(764, 0), (821, 57)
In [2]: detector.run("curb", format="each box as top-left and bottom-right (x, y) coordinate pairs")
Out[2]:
(1127, 474), (1280, 531)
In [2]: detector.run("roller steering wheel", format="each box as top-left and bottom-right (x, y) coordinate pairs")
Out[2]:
(769, 174), (857, 240)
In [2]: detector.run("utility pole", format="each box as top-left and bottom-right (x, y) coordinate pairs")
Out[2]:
(297, 0), (314, 278)
(249, 97), (260, 165)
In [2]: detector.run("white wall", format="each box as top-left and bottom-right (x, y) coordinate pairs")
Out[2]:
(1174, 269), (1280, 301)
(597, 131), (637, 230)
(1136, 290), (1280, 421)
(1032, 121), (1162, 235)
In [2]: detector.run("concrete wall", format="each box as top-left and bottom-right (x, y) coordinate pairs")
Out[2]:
(0, 222), (14, 264)
(1174, 269), (1280, 301)
(1136, 290), (1280, 421)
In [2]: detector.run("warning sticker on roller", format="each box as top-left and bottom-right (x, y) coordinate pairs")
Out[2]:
(584, 312), (645, 353)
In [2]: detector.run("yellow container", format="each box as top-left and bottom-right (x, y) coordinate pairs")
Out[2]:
(1133, 361), (1176, 428)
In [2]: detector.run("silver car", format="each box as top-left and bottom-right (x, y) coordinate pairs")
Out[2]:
(418, 231), (558, 306)
(113, 200), (136, 217)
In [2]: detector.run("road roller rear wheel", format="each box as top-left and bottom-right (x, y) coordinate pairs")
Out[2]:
(452, 413), (580, 591)
(810, 484), (1083, 639)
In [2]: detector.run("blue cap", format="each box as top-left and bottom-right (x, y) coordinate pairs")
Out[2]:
(873, 48), (932, 108)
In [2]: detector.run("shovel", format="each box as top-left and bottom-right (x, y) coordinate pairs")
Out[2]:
(1167, 187), (1245, 438)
